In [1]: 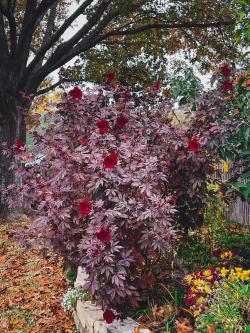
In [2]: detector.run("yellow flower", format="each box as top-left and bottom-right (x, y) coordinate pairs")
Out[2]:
(223, 283), (229, 289)
(196, 296), (204, 305)
(193, 309), (201, 317)
(228, 274), (236, 283)
(220, 267), (229, 277)
(235, 267), (243, 273)
(211, 164), (219, 171)
(193, 279), (204, 287)
(203, 270), (212, 277)
(184, 274), (194, 284)
(222, 160), (229, 173)
(221, 251), (233, 259)
(204, 285), (212, 294)
(240, 270), (250, 281)
(190, 286), (199, 293)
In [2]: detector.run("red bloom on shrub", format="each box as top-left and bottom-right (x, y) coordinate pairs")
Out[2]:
(96, 119), (109, 133)
(79, 137), (88, 145)
(79, 199), (91, 216)
(96, 227), (110, 243)
(220, 64), (231, 77)
(103, 153), (118, 169)
(221, 81), (233, 92)
(15, 139), (26, 153)
(152, 82), (161, 90)
(69, 87), (83, 100)
(106, 71), (116, 82)
(188, 137), (200, 152)
(103, 309), (115, 324)
(116, 115), (128, 128)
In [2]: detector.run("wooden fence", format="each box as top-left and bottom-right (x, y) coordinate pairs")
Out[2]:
(218, 164), (250, 226)
(227, 197), (250, 226)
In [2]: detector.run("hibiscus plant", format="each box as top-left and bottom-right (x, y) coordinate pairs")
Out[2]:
(1, 75), (239, 320)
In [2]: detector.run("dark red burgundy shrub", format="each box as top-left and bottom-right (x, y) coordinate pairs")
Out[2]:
(3, 82), (237, 316)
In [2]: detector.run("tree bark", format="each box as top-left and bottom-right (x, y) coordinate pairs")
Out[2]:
(0, 90), (26, 217)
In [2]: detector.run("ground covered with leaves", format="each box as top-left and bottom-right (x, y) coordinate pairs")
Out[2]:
(0, 218), (76, 333)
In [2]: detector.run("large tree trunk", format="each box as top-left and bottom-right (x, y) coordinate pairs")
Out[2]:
(0, 90), (26, 217)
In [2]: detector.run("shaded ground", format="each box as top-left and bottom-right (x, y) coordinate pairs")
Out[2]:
(0, 218), (76, 333)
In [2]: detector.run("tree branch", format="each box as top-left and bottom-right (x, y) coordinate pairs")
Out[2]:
(35, 79), (66, 95)
(24, 0), (94, 78)
(17, 0), (38, 71)
(17, 0), (61, 78)
(38, 4), (119, 78)
(42, 18), (235, 79)
(0, 13), (9, 62)
(0, 2), (17, 56)
(95, 19), (235, 41)
(35, 1), (58, 68)
(22, 0), (112, 87)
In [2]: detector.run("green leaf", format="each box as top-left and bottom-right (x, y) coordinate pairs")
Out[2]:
(179, 97), (187, 105)
(215, 329), (223, 333)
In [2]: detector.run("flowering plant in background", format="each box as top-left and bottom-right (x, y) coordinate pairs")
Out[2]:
(219, 266), (250, 282)
(182, 266), (250, 318)
(195, 278), (250, 333)
(182, 267), (218, 317)
(216, 62), (250, 201)
(212, 248), (240, 260)
(2, 78), (239, 317)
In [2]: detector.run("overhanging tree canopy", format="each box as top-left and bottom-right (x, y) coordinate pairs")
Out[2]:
(0, 0), (235, 97)
(0, 0), (236, 215)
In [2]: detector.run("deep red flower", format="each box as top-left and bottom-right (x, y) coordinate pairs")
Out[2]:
(188, 137), (200, 152)
(116, 115), (128, 128)
(79, 137), (88, 145)
(96, 227), (110, 243)
(69, 87), (83, 100)
(103, 309), (115, 324)
(221, 81), (233, 92)
(15, 139), (26, 153)
(106, 71), (116, 82)
(79, 199), (91, 216)
(152, 82), (161, 90)
(103, 153), (118, 169)
(220, 64), (231, 77)
(96, 119), (109, 133)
